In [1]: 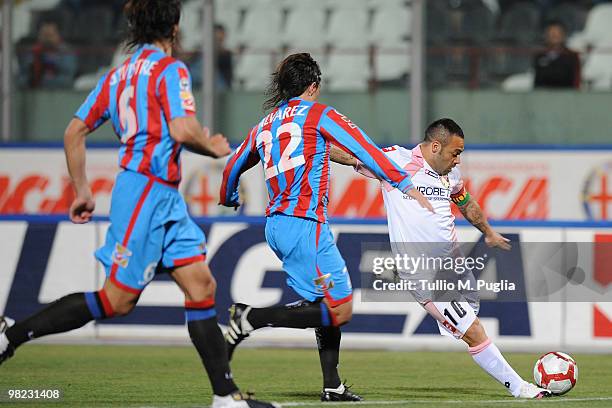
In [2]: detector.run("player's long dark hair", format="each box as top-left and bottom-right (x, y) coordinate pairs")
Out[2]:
(124, 0), (181, 49)
(263, 53), (321, 112)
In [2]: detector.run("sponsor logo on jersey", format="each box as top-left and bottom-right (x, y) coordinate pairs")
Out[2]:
(416, 185), (451, 200)
(112, 243), (132, 268)
(314, 273), (335, 293)
(180, 91), (195, 112)
(424, 169), (439, 179)
(179, 77), (195, 112)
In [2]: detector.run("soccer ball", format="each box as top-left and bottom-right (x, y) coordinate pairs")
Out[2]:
(533, 352), (578, 395)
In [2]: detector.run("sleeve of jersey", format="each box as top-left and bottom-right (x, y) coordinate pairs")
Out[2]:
(450, 169), (470, 206)
(320, 109), (413, 193)
(219, 130), (258, 207)
(74, 72), (110, 131)
(158, 61), (197, 121)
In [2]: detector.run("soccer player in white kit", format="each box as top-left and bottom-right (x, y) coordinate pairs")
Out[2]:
(332, 118), (551, 399)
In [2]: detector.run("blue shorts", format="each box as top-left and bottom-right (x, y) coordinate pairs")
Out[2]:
(265, 213), (353, 306)
(95, 170), (206, 293)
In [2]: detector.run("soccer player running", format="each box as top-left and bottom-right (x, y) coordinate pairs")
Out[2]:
(0, 2), (276, 407)
(219, 53), (433, 402)
(333, 118), (551, 399)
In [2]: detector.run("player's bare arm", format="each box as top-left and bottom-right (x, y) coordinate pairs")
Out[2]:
(64, 118), (95, 224)
(169, 116), (231, 158)
(330, 144), (357, 166)
(458, 195), (511, 250)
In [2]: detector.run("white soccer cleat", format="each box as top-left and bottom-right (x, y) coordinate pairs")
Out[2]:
(211, 392), (280, 408)
(0, 316), (16, 365)
(517, 382), (552, 399)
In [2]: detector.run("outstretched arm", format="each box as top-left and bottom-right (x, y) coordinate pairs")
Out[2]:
(321, 111), (433, 212)
(454, 192), (511, 250)
(330, 144), (357, 166)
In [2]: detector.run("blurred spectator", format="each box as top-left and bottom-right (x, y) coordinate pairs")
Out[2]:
(19, 21), (77, 89)
(190, 25), (234, 90)
(533, 21), (580, 89)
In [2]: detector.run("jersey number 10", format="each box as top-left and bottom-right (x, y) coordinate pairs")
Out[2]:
(256, 122), (305, 180)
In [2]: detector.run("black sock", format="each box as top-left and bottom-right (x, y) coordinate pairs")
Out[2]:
(316, 326), (342, 389)
(247, 300), (332, 330)
(187, 312), (239, 397)
(6, 292), (102, 348)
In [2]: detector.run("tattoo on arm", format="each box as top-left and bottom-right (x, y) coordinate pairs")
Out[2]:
(459, 198), (491, 235)
(330, 145), (357, 166)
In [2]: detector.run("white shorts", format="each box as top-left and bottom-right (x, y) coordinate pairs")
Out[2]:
(424, 300), (478, 340)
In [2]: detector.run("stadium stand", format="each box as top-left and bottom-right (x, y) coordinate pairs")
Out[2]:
(11, 0), (612, 91)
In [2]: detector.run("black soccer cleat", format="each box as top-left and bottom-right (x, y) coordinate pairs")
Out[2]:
(321, 382), (363, 402)
(0, 316), (15, 366)
(225, 303), (254, 361)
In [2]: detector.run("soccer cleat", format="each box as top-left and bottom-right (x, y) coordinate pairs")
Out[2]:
(0, 316), (15, 366)
(321, 382), (363, 402)
(211, 391), (280, 408)
(517, 382), (552, 399)
(225, 303), (254, 361)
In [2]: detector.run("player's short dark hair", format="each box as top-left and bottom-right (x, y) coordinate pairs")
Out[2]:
(263, 53), (322, 111)
(124, 0), (181, 49)
(423, 118), (464, 145)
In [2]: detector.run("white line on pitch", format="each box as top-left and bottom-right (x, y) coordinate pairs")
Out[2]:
(278, 396), (612, 407)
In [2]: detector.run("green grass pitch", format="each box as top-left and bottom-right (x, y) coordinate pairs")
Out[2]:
(0, 344), (611, 407)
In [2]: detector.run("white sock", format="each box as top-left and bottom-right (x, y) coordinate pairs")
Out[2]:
(469, 339), (525, 397)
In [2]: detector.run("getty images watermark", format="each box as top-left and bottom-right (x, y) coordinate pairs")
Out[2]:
(371, 252), (516, 293)
(359, 241), (612, 303)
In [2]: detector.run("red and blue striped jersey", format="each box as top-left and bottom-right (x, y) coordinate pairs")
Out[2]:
(220, 98), (414, 223)
(75, 44), (196, 184)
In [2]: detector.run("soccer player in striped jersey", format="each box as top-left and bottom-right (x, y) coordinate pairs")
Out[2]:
(334, 118), (551, 399)
(0, 2), (276, 407)
(219, 53), (433, 402)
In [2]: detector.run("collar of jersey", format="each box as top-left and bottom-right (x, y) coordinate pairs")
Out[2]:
(413, 144), (440, 176)
(140, 43), (165, 54)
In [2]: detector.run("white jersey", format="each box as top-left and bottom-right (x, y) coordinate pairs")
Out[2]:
(356, 144), (479, 339)
(356, 144), (465, 243)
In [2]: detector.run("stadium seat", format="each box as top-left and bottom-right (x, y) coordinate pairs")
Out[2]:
(426, 0), (452, 44)
(370, 4), (412, 48)
(6, 0), (61, 41)
(181, 0), (204, 52)
(373, 45), (411, 82)
(546, 2), (589, 36)
(495, 2), (541, 44)
(484, 46), (533, 82)
(501, 71), (534, 92)
(214, 6), (242, 49)
(448, 1), (496, 45)
(283, 7), (327, 50)
(568, 4), (612, 52)
(582, 42), (612, 90)
(326, 5), (370, 49)
(69, 6), (114, 44)
(234, 52), (279, 91)
(235, 3), (284, 50)
(367, 0), (408, 11)
(324, 52), (371, 91)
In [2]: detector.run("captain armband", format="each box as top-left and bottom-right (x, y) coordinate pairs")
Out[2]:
(451, 188), (471, 207)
